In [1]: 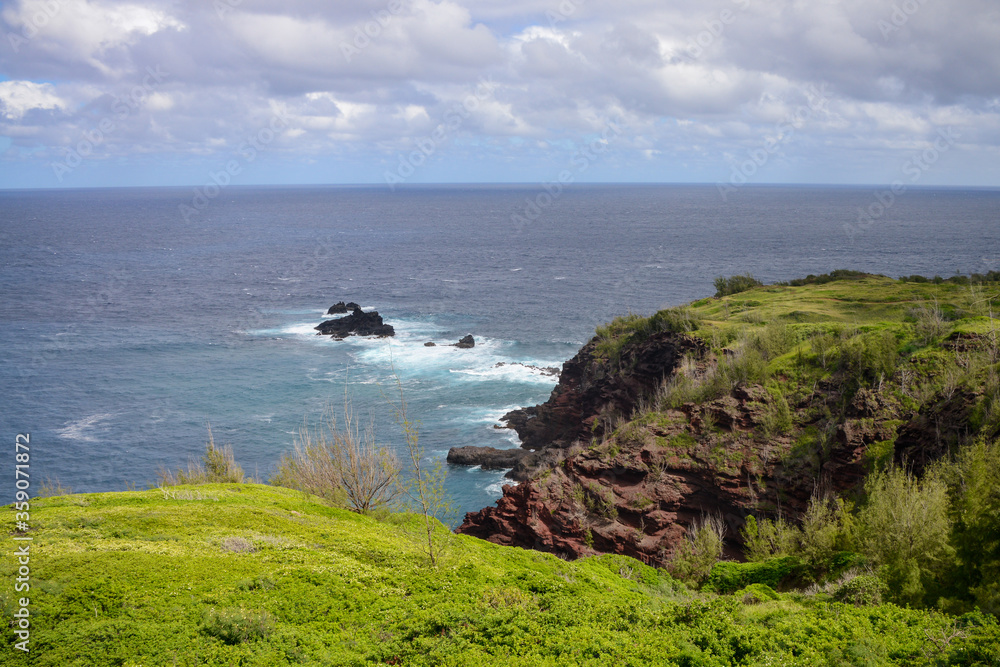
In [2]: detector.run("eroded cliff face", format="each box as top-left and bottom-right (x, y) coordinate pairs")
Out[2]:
(500, 331), (706, 481)
(457, 329), (977, 566)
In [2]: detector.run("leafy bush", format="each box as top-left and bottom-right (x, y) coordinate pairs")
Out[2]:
(759, 385), (793, 437)
(201, 607), (274, 644)
(741, 515), (800, 562)
(583, 482), (618, 520)
(738, 583), (780, 604)
(938, 439), (1000, 614)
(798, 496), (856, 573)
(704, 556), (806, 593)
(718, 346), (769, 388)
(668, 515), (725, 586)
(834, 575), (887, 606)
(858, 466), (952, 606)
(715, 274), (763, 297)
(839, 330), (900, 389)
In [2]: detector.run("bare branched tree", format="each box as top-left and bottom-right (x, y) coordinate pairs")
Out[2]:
(271, 401), (401, 513)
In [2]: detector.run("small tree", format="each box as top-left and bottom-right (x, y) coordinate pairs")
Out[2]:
(798, 495), (855, 572)
(741, 514), (800, 562)
(668, 514), (725, 585)
(858, 466), (951, 606)
(271, 402), (401, 513)
(383, 368), (452, 567)
(940, 439), (1000, 614)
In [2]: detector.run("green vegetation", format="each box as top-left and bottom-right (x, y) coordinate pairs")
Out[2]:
(594, 306), (700, 366)
(714, 273), (764, 297)
(8, 484), (1000, 666)
(157, 427), (247, 486)
(8, 272), (1000, 664)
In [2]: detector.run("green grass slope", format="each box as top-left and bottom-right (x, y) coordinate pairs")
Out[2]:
(4, 484), (999, 666)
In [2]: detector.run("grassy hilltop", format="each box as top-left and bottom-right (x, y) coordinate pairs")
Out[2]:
(4, 272), (1000, 665)
(3, 484), (999, 666)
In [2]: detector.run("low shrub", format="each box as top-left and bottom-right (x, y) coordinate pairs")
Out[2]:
(785, 270), (871, 286)
(201, 607), (274, 645)
(834, 575), (887, 607)
(704, 556), (807, 593)
(157, 429), (245, 486)
(738, 583), (780, 604)
(715, 274), (763, 297)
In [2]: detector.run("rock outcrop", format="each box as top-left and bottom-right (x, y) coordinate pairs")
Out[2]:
(447, 446), (529, 469)
(457, 325), (975, 566)
(493, 362), (561, 377)
(454, 335), (475, 349)
(316, 306), (395, 339)
(326, 301), (361, 315)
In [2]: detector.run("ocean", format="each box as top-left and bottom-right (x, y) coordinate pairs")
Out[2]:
(2, 184), (998, 522)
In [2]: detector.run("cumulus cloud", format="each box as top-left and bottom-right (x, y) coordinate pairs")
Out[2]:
(0, 0), (997, 186)
(0, 80), (68, 119)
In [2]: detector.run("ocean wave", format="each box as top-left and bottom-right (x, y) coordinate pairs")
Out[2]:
(56, 413), (116, 443)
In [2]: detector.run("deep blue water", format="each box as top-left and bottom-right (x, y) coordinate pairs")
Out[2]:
(2, 184), (998, 522)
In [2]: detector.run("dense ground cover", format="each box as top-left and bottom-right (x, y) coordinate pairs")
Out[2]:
(3, 483), (998, 666)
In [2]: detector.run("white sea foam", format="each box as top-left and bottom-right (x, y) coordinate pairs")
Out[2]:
(282, 322), (323, 336)
(56, 413), (115, 442)
(485, 480), (516, 496)
(449, 362), (559, 385)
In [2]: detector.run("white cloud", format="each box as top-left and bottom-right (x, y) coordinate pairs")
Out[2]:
(0, 0), (997, 185)
(0, 80), (69, 119)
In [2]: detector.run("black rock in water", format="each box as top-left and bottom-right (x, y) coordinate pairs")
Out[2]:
(424, 342), (436, 347)
(316, 306), (395, 339)
(446, 446), (528, 469)
(327, 302), (348, 314)
(454, 335), (475, 349)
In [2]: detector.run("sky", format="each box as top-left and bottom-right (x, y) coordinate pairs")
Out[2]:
(1, 0), (999, 189)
